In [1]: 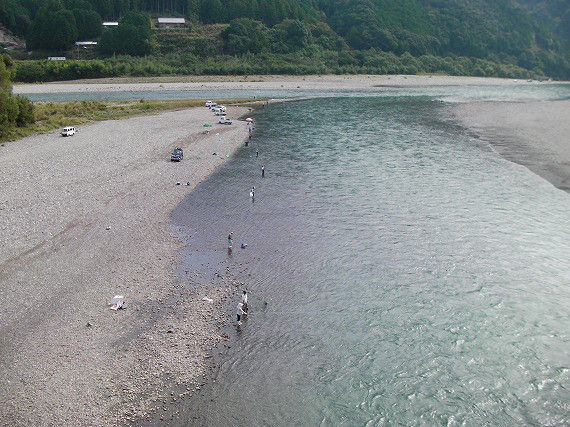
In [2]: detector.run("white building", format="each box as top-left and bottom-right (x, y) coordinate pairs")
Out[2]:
(75, 41), (98, 47)
(157, 17), (186, 28)
(102, 21), (119, 27)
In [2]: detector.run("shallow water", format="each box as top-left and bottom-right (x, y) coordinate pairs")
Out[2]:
(171, 93), (570, 425)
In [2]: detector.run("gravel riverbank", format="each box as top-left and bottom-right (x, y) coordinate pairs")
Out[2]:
(0, 105), (252, 425)
(13, 74), (549, 95)
(452, 100), (570, 192)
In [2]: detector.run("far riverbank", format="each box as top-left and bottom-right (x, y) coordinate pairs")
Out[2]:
(14, 74), (563, 95)
(451, 100), (570, 193)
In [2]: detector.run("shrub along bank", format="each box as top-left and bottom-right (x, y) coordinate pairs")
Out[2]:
(14, 51), (541, 83)
(0, 54), (35, 137)
(0, 98), (260, 143)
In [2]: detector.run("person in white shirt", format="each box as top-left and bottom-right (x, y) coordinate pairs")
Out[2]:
(237, 302), (246, 325)
(241, 290), (248, 313)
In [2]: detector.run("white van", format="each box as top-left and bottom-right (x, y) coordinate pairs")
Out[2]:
(61, 126), (76, 137)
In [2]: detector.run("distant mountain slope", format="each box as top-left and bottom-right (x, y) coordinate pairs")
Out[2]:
(514, 0), (570, 44)
(1, 0), (569, 79)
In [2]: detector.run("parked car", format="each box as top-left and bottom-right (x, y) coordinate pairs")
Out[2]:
(219, 116), (233, 125)
(205, 101), (217, 108)
(171, 147), (183, 161)
(61, 126), (76, 137)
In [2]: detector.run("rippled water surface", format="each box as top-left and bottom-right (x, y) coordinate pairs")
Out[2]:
(172, 94), (570, 425)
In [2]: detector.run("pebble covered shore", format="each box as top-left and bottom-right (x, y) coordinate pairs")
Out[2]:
(0, 105), (252, 425)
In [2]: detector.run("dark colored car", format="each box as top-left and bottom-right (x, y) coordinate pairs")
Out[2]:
(171, 148), (183, 162)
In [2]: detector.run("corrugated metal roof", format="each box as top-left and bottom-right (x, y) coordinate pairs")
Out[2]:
(102, 22), (118, 26)
(157, 17), (186, 24)
(75, 41), (98, 45)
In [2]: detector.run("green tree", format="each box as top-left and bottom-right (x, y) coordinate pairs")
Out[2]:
(345, 24), (397, 51)
(258, 0), (278, 25)
(64, 0), (93, 10)
(99, 24), (151, 56)
(0, 0), (30, 35)
(0, 54), (13, 91)
(120, 11), (151, 36)
(99, 11), (151, 56)
(90, 0), (112, 19)
(221, 18), (270, 54)
(114, 0), (131, 17)
(186, 0), (200, 21)
(0, 54), (34, 136)
(72, 8), (102, 39)
(28, 1), (78, 50)
(0, 90), (19, 136)
(272, 19), (310, 52)
(15, 95), (35, 126)
(199, 0), (223, 23)
(309, 21), (347, 51)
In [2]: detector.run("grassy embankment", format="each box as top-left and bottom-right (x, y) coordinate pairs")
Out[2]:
(0, 98), (260, 143)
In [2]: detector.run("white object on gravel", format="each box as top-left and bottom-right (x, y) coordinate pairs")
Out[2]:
(110, 295), (124, 310)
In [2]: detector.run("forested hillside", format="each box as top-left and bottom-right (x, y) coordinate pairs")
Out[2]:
(1, 0), (568, 80)
(516, 0), (569, 40)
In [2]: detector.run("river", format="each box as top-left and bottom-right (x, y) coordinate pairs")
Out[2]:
(169, 87), (570, 425)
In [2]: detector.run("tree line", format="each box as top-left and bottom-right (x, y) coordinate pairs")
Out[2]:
(1, 0), (569, 79)
(14, 49), (541, 83)
(0, 54), (34, 137)
(1, 0), (318, 36)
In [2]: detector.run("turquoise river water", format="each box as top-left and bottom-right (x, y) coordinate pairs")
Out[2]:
(166, 85), (570, 426)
